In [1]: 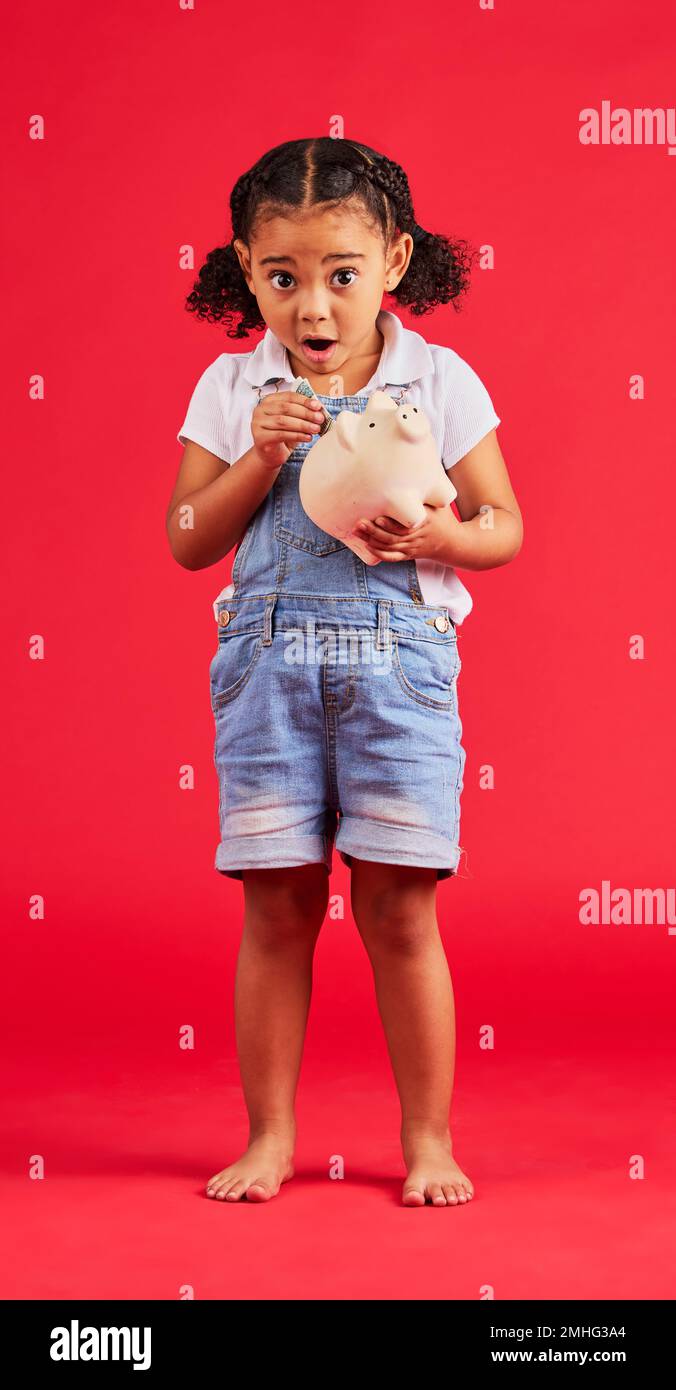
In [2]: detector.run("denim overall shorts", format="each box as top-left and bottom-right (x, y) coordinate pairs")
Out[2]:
(209, 385), (467, 881)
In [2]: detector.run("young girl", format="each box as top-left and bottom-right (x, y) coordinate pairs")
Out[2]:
(167, 137), (523, 1208)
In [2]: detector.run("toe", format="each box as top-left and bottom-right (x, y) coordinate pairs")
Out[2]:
(246, 1180), (274, 1202)
(454, 1183), (467, 1203)
(206, 1171), (231, 1197)
(442, 1184), (458, 1205)
(427, 1183), (447, 1205)
(223, 1181), (246, 1201)
(402, 1186), (426, 1206)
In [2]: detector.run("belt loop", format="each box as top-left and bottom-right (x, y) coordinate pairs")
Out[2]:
(376, 600), (391, 650)
(262, 595), (277, 646)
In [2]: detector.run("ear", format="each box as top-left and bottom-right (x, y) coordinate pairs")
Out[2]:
(335, 411), (361, 451)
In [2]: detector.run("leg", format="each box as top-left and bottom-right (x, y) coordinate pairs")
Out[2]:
(206, 862), (329, 1203)
(350, 859), (474, 1207)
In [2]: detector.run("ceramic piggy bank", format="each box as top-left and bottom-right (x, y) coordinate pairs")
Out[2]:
(298, 390), (457, 565)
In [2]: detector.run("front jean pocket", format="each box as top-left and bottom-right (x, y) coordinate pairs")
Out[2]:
(209, 632), (264, 714)
(392, 634), (460, 710)
(274, 444), (347, 556)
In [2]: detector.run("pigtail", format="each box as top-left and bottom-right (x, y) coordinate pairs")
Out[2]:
(184, 241), (265, 339)
(389, 224), (476, 316)
(184, 165), (270, 338)
(364, 152), (477, 317)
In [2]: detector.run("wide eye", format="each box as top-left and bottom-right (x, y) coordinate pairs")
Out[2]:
(268, 268), (358, 291)
(269, 271), (295, 290)
(332, 269), (358, 287)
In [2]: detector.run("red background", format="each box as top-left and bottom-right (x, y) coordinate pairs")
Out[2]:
(3, 0), (676, 1299)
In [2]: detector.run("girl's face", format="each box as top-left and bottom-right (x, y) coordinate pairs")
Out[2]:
(234, 203), (413, 382)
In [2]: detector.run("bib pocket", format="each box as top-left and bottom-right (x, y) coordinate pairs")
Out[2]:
(274, 442), (347, 556)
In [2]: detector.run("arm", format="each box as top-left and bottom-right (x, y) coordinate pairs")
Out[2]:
(352, 429), (524, 571)
(165, 440), (282, 572)
(432, 427), (523, 570)
(167, 390), (325, 571)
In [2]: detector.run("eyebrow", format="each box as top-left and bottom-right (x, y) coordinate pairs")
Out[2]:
(257, 252), (368, 266)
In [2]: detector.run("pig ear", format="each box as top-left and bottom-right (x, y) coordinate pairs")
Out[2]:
(335, 412), (360, 451)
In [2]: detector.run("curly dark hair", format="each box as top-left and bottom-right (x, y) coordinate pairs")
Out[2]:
(184, 136), (478, 340)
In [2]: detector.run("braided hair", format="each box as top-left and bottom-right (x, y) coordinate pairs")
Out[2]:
(184, 136), (477, 339)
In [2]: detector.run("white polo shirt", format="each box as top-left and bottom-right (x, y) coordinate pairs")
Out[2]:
(176, 308), (501, 624)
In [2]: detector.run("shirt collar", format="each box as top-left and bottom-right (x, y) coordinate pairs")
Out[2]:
(242, 308), (434, 390)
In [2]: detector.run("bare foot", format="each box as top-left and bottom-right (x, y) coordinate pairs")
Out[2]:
(401, 1133), (475, 1207)
(206, 1133), (295, 1203)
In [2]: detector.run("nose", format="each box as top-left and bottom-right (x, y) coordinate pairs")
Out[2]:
(298, 287), (335, 326)
(299, 319), (332, 338)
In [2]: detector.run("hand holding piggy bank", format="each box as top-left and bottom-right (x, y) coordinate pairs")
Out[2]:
(298, 390), (456, 565)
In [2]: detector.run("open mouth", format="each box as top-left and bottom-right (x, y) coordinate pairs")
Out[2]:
(300, 336), (337, 362)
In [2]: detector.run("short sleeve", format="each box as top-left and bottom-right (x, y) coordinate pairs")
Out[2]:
(441, 352), (501, 469)
(176, 355), (231, 461)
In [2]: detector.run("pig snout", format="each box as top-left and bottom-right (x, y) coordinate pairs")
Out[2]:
(395, 411), (430, 443)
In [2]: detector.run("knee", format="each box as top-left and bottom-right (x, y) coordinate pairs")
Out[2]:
(352, 885), (437, 955)
(243, 868), (329, 948)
